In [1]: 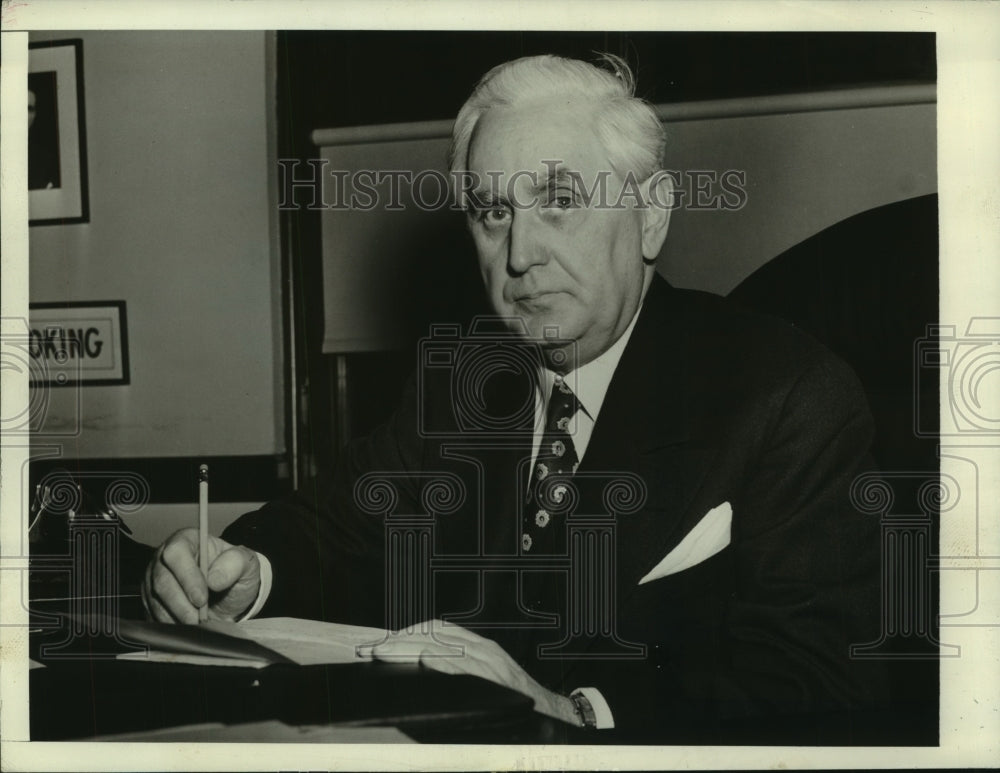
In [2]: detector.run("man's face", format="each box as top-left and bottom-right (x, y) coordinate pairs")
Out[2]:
(465, 98), (663, 371)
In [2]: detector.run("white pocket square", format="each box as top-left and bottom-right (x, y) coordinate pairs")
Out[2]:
(638, 501), (732, 585)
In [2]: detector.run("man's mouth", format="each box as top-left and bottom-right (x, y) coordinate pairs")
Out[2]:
(513, 290), (560, 303)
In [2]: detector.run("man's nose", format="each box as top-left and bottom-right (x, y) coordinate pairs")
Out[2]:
(506, 211), (545, 275)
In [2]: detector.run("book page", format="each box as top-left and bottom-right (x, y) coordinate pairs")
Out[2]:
(118, 617), (388, 667)
(222, 617), (388, 665)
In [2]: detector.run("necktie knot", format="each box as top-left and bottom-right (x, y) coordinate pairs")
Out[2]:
(546, 376), (580, 431)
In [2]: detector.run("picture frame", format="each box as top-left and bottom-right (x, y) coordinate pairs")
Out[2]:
(28, 38), (90, 225)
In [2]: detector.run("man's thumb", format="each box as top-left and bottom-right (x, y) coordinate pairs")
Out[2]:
(206, 545), (257, 591)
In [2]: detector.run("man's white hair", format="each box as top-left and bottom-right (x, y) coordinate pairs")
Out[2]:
(449, 53), (666, 202)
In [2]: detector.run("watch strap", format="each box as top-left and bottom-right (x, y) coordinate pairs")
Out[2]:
(570, 690), (598, 728)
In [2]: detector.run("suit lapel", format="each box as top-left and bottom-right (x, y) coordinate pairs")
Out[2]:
(580, 276), (690, 460)
(536, 276), (722, 688)
(575, 276), (716, 587)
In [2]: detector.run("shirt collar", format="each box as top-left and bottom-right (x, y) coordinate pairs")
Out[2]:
(538, 303), (643, 423)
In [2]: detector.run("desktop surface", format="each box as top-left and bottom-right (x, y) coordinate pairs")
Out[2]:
(27, 620), (564, 743)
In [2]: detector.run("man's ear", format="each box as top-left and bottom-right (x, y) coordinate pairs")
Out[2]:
(640, 172), (673, 260)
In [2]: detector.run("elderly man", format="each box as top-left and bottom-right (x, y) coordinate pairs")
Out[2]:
(143, 54), (888, 742)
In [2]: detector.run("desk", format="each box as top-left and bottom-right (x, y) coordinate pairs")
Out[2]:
(26, 529), (574, 743)
(25, 543), (929, 746)
(28, 623), (580, 743)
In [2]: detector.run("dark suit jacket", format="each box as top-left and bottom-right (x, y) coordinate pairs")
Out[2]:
(224, 275), (891, 743)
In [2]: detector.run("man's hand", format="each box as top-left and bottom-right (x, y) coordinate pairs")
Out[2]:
(366, 620), (580, 725)
(141, 528), (261, 624)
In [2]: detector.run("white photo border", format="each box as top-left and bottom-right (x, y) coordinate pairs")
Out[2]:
(1, 2), (998, 771)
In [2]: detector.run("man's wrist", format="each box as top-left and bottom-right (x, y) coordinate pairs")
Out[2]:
(544, 692), (583, 726)
(237, 552), (272, 621)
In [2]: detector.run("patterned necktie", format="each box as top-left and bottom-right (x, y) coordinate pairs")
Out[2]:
(522, 373), (581, 555)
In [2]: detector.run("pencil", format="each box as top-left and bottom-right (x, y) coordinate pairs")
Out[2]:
(198, 464), (209, 622)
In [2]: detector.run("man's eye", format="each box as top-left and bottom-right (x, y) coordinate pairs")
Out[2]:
(545, 192), (577, 210)
(475, 206), (511, 228)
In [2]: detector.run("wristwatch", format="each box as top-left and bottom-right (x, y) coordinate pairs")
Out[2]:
(570, 691), (598, 729)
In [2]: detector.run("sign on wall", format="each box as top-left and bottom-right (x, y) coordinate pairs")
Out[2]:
(28, 301), (129, 386)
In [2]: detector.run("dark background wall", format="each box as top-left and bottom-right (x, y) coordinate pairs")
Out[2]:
(280, 31), (934, 132)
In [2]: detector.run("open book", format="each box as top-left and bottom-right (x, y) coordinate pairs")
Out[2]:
(116, 617), (391, 668)
(39, 616), (534, 737)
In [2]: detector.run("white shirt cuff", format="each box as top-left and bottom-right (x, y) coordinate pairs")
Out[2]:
(572, 687), (615, 729)
(238, 551), (273, 621)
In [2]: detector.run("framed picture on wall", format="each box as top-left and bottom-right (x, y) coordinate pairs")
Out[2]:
(28, 39), (90, 226)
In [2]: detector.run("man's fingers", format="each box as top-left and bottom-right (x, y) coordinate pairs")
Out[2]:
(159, 529), (207, 608)
(369, 625), (548, 708)
(379, 623), (536, 694)
(146, 592), (180, 624)
(141, 528), (259, 624)
(409, 619), (484, 646)
(371, 632), (465, 662)
(370, 621), (475, 663)
(206, 546), (253, 592)
(370, 640), (435, 662)
(413, 643), (502, 686)
(150, 564), (200, 624)
(418, 650), (464, 676)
